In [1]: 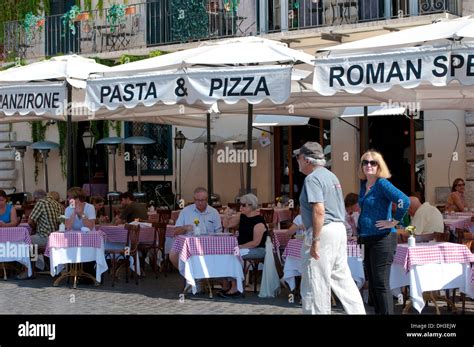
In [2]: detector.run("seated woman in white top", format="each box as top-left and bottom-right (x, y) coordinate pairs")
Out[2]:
(343, 192), (360, 240)
(288, 214), (305, 236)
(64, 187), (96, 231)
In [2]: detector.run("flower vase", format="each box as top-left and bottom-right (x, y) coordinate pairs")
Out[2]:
(59, 223), (66, 232)
(277, 202), (282, 208)
(408, 236), (416, 247)
(194, 226), (201, 236)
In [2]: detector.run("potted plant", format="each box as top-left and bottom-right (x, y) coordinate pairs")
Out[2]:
(75, 12), (90, 22)
(61, 5), (82, 36)
(23, 12), (44, 41)
(107, 3), (126, 33)
(125, 5), (136, 16)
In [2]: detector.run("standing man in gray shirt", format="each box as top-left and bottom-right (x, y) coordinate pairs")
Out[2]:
(295, 142), (365, 314)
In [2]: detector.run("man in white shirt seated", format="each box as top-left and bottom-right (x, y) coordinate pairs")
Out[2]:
(170, 187), (222, 269)
(408, 196), (444, 235)
(343, 193), (360, 240)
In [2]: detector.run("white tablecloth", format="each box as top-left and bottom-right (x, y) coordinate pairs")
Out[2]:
(49, 246), (108, 283)
(390, 262), (474, 313)
(179, 254), (244, 294)
(0, 241), (32, 277)
(282, 255), (365, 291)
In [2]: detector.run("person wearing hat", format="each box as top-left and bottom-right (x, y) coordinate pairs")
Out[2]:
(295, 142), (365, 314)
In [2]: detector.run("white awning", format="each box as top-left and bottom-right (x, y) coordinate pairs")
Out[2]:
(253, 115), (310, 126)
(340, 106), (406, 118)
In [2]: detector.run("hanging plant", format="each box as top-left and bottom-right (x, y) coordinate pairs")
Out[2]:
(56, 121), (67, 179)
(61, 5), (81, 36)
(224, 0), (240, 12)
(29, 121), (47, 183)
(22, 12), (44, 41)
(106, 4), (126, 33)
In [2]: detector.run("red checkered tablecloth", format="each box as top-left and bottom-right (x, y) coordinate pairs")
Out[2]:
(18, 223), (33, 234)
(0, 227), (31, 245)
(393, 242), (474, 272)
(282, 239), (362, 260)
(273, 229), (291, 248)
(99, 225), (155, 243)
(171, 235), (240, 262)
(443, 216), (471, 231)
(45, 230), (105, 257)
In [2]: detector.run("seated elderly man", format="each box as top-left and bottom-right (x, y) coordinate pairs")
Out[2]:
(169, 187), (222, 269)
(408, 196), (444, 235)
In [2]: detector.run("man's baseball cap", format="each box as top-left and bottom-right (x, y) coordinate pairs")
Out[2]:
(293, 142), (325, 160)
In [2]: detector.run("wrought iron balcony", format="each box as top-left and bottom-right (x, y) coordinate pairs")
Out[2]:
(3, 0), (250, 60)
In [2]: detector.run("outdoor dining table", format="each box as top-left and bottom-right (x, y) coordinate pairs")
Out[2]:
(171, 234), (244, 295)
(282, 238), (365, 291)
(45, 230), (108, 288)
(443, 215), (471, 232)
(390, 242), (474, 313)
(0, 227), (32, 278)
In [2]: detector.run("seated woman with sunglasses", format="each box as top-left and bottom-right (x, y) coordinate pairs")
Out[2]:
(220, 193), (268, 297)
(446, 178), (469, 212)
(358, 150), (410, 314)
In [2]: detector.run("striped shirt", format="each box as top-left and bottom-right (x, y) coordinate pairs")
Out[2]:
(29, 197), (63, 238)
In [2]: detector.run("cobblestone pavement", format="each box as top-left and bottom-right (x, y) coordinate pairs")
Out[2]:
(0, 269), (471, 315)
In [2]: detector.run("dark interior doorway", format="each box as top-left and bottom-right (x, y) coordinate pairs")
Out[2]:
(368, 115), (411, 195)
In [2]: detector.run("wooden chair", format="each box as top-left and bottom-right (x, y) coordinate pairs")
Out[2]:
(434, 232), (450, 242)
(262, 202), (274, 208)
(148, 209), (172, 224)
(105, 223), (140, 286)
(227, 203), (240, 211)
(416, 233), (435, 243)
(455, 228), (467, 244)
(259, 208), (274, 226)
(396, 229), (409, 243)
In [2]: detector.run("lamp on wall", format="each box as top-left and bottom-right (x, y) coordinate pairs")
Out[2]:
(82, 130), (95, 196)
(30, 141), (60, 192)
(174, 130), (187, 202)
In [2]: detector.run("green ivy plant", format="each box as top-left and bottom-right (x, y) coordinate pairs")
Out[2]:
(23, 12), (44, 41)
(56, 121), (67, 179)
(61, 5), (81, 36)
(106, 3), (126, 33)
(170, 0), (209, 43)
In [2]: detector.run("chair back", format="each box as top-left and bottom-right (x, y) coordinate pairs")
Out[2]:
(290, 207), (300, 222)
(259, 208), (274, 225)
(396, 229), (409, 243)
(262, 202), (273, 208)
(148, 209), (172, 224)
(415, 233), (435, 243)
(434, 232), (450, 242)
(151, 222), (167, 253)
(462, 232), (474, 252)
(227, 203), (240, 211)
(267, 228), (284, 278)
(124, 224), (140, 256)
(455, 228), (466, 244)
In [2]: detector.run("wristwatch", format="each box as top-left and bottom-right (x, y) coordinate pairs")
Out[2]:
(310, 236), (321, 242)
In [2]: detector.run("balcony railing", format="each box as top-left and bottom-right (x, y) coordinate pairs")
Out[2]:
(2, 0), (461, 61)
(3, 0), (251, 60)
(262, 0), (460, 33)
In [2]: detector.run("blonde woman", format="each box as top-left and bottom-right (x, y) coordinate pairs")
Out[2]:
(358, 150), (409, 315)
(446, 178), (469, 212)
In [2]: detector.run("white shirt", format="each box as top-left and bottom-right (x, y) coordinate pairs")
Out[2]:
(344, 211), (359, 237)
(175, 204), (222, 234)
(65, 203), (96, 231)
(411, 202), (444, 235)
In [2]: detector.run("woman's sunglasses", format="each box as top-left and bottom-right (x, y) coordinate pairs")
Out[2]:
(240, 203), (250, 207)
(362, 160), (378, 167)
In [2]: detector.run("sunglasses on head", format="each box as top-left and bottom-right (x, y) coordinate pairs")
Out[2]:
(362, 160), (378, 167)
